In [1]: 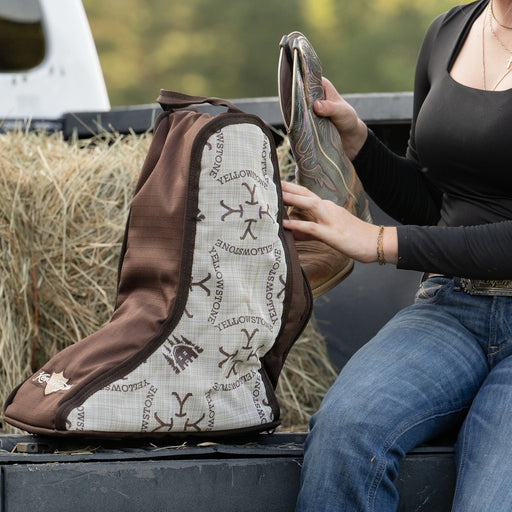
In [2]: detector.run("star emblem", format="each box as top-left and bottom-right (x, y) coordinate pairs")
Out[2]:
(44, 371), (72, 395)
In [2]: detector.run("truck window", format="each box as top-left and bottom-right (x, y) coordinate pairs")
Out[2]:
(0, 0), (45, 71)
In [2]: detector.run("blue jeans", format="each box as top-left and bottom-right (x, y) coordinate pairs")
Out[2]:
(295, 276), (512, 511)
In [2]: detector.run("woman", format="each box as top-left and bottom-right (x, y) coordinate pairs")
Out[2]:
(282, 0), (512, 510)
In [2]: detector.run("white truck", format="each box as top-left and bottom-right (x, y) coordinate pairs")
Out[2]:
(0, 0), (411, 138)
(0, 0), (109, 122)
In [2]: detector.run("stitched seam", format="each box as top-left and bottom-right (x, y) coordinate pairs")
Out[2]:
(416, 282), (443, 300)
(414, 278), (452, 305)
(487, 297), (499, 365)
(367, 404), (470, 511)
(452, 407), (472, 509)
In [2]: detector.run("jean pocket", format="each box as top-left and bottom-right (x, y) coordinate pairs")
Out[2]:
(415, 277), (449, 303)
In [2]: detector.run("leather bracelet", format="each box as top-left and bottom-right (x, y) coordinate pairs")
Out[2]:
(377, 225), (386, 265)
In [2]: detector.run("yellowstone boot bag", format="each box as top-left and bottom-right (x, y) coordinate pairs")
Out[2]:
(4, 91), (313, 437)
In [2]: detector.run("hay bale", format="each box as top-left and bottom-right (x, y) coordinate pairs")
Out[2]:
(0, 129), (336, 433)
(0, 130), (149, 432)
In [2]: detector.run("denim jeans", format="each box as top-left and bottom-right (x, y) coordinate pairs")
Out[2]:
(295, 276), (512, 511)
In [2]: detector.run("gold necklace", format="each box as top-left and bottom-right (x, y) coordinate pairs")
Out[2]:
(482, 3), (512, 89)
(489, 4), (512, 68)
(490, 0), (512, 30)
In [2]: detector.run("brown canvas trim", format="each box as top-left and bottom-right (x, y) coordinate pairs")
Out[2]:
(113, 110), (173, 296)
(157, 90), (243, 114)
(3, 380), (25, 411)
(259, 122), (313, 388)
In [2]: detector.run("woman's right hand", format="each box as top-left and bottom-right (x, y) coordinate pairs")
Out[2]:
(281, 181), (397, 265)
(313, 78), (368, 160)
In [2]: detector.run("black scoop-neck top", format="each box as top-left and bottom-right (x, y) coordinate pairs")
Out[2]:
(354, 0), (512, 278)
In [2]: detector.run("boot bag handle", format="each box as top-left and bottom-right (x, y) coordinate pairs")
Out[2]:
(157, 90), (244, 114)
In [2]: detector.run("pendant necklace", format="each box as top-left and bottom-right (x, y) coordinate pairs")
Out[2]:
(483, 1), (512, 90)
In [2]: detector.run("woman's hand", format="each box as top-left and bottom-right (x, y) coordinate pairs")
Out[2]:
(313, 78), (368, 161)
(282, 181), (398, 265)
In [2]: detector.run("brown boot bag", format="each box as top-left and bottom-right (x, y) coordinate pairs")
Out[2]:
(4, 92), (312, 437)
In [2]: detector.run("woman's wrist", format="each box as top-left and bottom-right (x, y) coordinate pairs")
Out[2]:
(378, 226), (398, 265)
(343, 120), (368, 161)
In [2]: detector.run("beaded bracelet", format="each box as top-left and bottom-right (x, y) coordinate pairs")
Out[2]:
(377, 225), (386, 265)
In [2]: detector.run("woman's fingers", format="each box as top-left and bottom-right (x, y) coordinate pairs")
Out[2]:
(314, 78), (341, 112)
(281, 181), (320, 211)
(282, 217), (319, 241)
(281, 181), (327, 241)
(281, 180), (315, 197)
(281, 180), (342, 226)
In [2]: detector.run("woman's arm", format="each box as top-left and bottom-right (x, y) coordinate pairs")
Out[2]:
(397, 221), (512, 279)
(282, 181), (512, 279)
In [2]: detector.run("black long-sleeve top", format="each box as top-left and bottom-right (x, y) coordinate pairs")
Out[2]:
(353, 0), (512, 279)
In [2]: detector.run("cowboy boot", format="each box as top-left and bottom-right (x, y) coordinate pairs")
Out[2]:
(278, 31), (372, 298)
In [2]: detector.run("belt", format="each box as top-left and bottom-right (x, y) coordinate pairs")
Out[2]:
(422, 273), (512, 296)
(460, 278), (512, 296)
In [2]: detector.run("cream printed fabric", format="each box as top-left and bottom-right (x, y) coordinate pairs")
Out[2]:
(66, 123), (286, 433)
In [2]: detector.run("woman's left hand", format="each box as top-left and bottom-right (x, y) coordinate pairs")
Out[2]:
(281, 180), (398, 265)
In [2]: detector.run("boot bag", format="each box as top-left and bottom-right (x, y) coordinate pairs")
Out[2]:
(4, 91), (313, 437)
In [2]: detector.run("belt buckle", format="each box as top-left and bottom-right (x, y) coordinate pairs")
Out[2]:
(461, 278), (512, 296)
